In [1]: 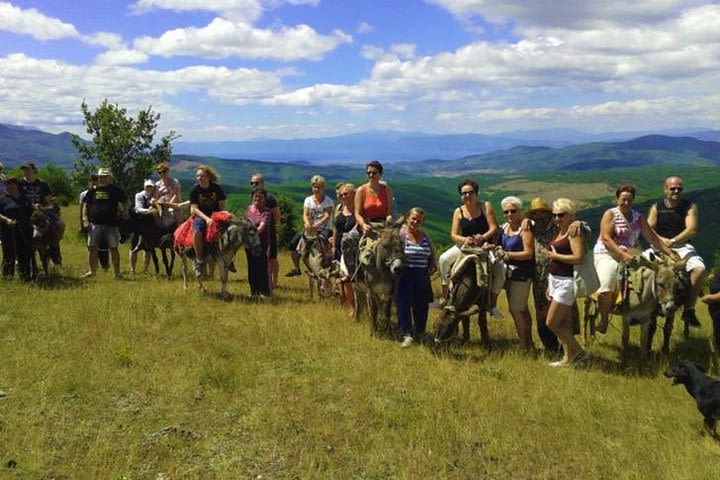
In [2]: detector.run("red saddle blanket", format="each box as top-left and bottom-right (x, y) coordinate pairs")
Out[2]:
(174, 211), (233, 250)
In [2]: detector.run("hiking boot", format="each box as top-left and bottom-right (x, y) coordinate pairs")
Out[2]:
(194, 260), (205, 279)
(285, 268), (301, 277)
(682, 308), (701, 328)
(400, 336), (414, 348)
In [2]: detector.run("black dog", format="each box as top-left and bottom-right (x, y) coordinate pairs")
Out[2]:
(665, 359), (720, 438)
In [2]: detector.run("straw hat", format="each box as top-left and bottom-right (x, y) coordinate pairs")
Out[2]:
(97, 168), (112, 177)
(527, 197), (551, 214)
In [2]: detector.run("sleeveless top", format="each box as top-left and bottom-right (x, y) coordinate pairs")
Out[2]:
(548, 236), (574, 277)
(333, 209), (356, 261)
(403, 231), (432, 269)
(594, 207), (641, 254)
(655, 198), (691, 239)
(459, 204), (489, 237)
(500, 227), (534, 281)
(361, 184), (390, 221)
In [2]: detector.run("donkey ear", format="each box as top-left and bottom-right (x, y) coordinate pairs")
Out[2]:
(392, 215), (405, 227)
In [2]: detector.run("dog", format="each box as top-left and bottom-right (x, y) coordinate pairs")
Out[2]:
(664, 359), (720, 438)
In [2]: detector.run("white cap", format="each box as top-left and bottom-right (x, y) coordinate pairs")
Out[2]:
(144, 179), (156, 188)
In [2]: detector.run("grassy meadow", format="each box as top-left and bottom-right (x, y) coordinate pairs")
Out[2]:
(2, 206), (720, 479)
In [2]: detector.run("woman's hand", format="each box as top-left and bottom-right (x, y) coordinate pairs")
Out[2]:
(362, 223), (373, 235)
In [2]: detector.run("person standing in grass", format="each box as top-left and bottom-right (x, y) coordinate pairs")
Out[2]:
(0, 177), (34, 281)
(189, 165), (226, 278)
(82, 168), (128, 279)
(497, 196), (535, 351)
(397, 207), (436, 348)
(250, 173), (281, 288)
(245, 188), (272, 296)
(333, 182), (357, 316)
(543, 198), (589, 367)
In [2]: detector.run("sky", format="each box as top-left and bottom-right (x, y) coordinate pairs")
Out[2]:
(1, 0), (719, 141)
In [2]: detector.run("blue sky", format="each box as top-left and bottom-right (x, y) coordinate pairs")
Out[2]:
(1, 0), (719, 140)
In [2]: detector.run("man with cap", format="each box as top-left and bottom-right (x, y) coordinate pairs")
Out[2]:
(524, 197), (589, 353)
(647, 175), (705, 327)
(19, 161), (65, 264)
(130, 179), (159, 273)
(81, 167), (128, 278)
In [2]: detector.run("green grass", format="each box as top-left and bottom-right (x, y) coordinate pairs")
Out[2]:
(2, 207), (720, 478)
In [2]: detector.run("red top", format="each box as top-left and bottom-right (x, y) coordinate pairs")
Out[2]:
(360, 184), (390, 221)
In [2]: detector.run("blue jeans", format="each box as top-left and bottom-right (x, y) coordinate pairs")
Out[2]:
(396, 267), (431, 337)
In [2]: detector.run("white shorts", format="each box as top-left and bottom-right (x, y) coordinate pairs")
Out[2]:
(673, 244), (705, 272)
(548, 273), (575, 307)
(594, 251), (621, 293)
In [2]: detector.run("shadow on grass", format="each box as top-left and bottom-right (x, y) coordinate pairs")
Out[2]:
(32, 273), (86, 290)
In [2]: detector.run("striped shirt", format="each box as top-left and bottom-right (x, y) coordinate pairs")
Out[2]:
(404, 233), (432, 269)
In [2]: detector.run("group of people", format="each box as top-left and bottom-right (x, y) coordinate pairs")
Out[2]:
(266, 165), (712, 367)
(3, 159), (718, 364)
(0, 162), (64, 281)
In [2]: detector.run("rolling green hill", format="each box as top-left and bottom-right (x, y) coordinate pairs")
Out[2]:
(397, 135), (720, 175)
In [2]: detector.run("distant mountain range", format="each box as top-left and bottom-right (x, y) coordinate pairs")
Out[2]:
(2, 122), (720, 174)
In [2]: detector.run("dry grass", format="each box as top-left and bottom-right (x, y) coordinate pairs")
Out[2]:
(1, 206), (720, 479)
(488, 179), (614, 206)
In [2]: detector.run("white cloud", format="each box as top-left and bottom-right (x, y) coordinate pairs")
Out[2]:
(94, 49), (150, 66)
(0, 1), (78, 40)
(0, 2), (126, 52)
(134, 17), (351, 61)
(427, 0), (708, 29)
(357, 21), (373, 34)
(130, 0), (321, 22)
(0, 53), (285, 133)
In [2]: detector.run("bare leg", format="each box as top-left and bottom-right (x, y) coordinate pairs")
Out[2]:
(547, 301), (583, 363)
(87, 247), (98, 276)
(110, 247), (121, 278)
(596, 289), (617, 334)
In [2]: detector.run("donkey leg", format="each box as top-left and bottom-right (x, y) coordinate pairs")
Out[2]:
(661, 310), (675, 355)
(640, 320), (654, 361)
(477, 311), (490, 346)
(621, 317), (630, 359)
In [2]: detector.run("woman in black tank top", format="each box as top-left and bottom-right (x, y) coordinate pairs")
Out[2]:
(543, 198), (588, 367)
(438, 179), (499, 298)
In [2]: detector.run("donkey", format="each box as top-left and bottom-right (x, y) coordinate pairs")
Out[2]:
(30, 205), (62, 277)
(619, 253), (686, 359)
(352, 218), (406, 336)
(176, 215), (262, 298)
(301, 232), (340, 299)
(121, 208), (176, 277)
(434, 247), (490, 345)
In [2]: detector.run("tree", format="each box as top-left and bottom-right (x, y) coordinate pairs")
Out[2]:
(72, 100), (179, 194)
(276, 194), (299, 249)
(39, 163), (74, 206)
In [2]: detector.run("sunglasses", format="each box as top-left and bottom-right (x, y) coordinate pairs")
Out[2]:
(669, 187), (683, 192)
(366, 170), (379, 176)
(250, 181), (260, 186)
(339, 192), (351, 198)
(460, 191), (475, 196)
(552, 212), (567, 219)
(503, 209), (517, 215)
(157, 169), (168, 174)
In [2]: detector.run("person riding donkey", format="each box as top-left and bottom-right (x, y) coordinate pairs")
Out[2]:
(286, 175), (334, 276)
(646, 176), (705, 328)
(189, 165), (226, 278)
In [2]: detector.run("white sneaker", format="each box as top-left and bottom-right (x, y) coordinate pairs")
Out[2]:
(400, 336), (414, 348)
(490, 307), (504, 320)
